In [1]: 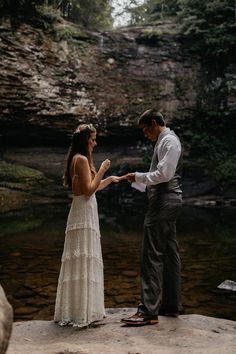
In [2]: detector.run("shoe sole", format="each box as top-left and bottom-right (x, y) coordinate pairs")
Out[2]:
(121, 319), (159, 326)
(162, 313), (179, 318)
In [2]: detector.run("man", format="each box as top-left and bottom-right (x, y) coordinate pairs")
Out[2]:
(122, 109), (183, 326)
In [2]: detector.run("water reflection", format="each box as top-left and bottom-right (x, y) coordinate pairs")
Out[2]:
(0, 203), (235, 321)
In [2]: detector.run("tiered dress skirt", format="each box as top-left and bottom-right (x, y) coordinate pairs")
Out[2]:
(54, 194), (105, 327)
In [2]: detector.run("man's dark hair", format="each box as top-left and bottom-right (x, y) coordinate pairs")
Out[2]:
(138, 109), (165, 126)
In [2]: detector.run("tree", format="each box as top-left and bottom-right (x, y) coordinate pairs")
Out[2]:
(147, 0), (179, 21)
(177, 0), (236, 64)
(65, 0), (112, 29)
(125, 0), (180, 25)
(0, 0), (112, 30)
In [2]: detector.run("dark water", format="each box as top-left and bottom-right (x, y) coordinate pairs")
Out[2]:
(0, 202), (235, 322)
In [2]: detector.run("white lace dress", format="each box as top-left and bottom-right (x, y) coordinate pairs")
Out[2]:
(54, 194), (105, 327)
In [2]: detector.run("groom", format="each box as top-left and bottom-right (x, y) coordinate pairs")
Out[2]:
(122, 109), (183, 326)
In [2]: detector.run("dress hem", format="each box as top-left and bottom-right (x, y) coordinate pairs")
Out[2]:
(54, 314), (105, 328)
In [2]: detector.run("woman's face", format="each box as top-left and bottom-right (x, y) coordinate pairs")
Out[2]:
(88, 131), (97, 153)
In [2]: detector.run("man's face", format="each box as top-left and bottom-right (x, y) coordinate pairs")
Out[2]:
(140, 121), (159, 141)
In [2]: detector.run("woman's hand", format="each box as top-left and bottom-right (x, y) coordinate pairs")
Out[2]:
(116, 173), (136, 183)
(100, 159), (110, 172)
(97, 174), (126, 191)
(109, 176), (123, 183)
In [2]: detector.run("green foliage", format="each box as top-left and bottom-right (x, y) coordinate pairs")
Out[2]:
(37, 4), (62, 24)
(214, 157), (236, 186)
(0, 0), (40, 29)
(128, 3), (148, 25)
(147, 0), (180, 20)
(0, 0), (112, 30)
(182, 110), (236, 186)
(177, 0), (236, 64)
(0, 161), (48, 186)
(0, 1), (63, 30)
(136, 27), (162, 45)
(52, 21), (85, 42)
(64, 0), (112, 29)
(126, 0), (180, 25)
(125, 0), (236, 66)
(35, 30), (46, 45)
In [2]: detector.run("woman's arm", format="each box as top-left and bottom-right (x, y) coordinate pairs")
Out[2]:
(75, 156), (110, 196)
(97, 175), (122, 191)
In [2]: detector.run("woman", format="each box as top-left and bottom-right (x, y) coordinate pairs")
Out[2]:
(54, 123), (120, 328)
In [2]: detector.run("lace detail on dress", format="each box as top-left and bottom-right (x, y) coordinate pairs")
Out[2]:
(55, 309), (105, 328)
(61, 228), (102, 262)
(54, 194), (105, 328)
(65, 194), (100, 234)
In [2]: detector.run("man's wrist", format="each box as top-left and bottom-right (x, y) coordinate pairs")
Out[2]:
(135, 172), (145, 184)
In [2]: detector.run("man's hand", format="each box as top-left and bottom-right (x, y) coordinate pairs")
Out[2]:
(119, 173), (136, 183)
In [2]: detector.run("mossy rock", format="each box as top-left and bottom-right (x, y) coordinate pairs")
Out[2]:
(0, 161), (56, 206)
(0, 161), (48, 184)
(136, 30), (161, 46)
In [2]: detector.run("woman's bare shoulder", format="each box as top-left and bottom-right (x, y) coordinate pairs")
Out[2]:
(71, 154), (89, 178)
(73, 154), (88, 163)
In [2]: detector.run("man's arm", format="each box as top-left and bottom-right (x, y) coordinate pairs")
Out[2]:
(135, 137), (181, 186)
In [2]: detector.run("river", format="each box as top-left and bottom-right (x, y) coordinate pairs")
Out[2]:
(0, 201), (235, 322)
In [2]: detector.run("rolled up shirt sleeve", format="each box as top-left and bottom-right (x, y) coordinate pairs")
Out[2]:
(135, 137), (181, 186)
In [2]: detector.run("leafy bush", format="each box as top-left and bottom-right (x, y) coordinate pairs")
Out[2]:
(181, 110), (235, 186)
(214, 157), (236, 186)
(177, 0), (236, 64)
(0, 0), (112, 30)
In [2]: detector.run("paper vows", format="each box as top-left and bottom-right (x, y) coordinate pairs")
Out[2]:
(131, 182), (146, 192)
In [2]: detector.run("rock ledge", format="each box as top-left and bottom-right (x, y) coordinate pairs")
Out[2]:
(7, 308), (236, 354)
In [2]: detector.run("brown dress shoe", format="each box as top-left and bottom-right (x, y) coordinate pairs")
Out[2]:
(121, 312), (159, 326)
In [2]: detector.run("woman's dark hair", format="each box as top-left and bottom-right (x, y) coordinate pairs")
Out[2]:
(63, 124), (96, 187)
(138, 109), (165, 126)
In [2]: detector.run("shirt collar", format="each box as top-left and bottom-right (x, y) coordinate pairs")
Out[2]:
(157, 127), (170, 145)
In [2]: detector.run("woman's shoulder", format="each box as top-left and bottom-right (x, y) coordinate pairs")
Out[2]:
(73, 154), (88, 163)
(71, 154), (89, 176)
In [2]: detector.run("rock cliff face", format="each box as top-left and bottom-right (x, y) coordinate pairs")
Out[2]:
(0, 20), (203, 144)
(1, 19), (235, 197)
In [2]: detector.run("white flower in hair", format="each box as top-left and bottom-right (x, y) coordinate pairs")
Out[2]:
(75, 124), (94, 133)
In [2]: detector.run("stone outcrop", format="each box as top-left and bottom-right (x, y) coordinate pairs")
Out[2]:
(7, 309), (236, 354)
(0, 285), (13, 354)
(0, 20), (203, 144)
(0, 19), (235, 199)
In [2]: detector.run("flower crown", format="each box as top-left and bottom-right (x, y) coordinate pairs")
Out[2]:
(75, 123), (95, 134)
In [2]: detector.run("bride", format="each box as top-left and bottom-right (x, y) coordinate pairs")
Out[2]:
(54, 123), (121, 328)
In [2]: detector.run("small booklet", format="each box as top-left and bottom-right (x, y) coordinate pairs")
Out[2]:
(131, 182), (146, 192)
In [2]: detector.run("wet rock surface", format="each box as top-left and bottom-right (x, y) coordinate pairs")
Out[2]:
(1, 146), (235, 214)
(7, 309), (236, 354)
(0, 19), (235, 199)
(0, 20), (202, 145)
(0, 19), (235, 150)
